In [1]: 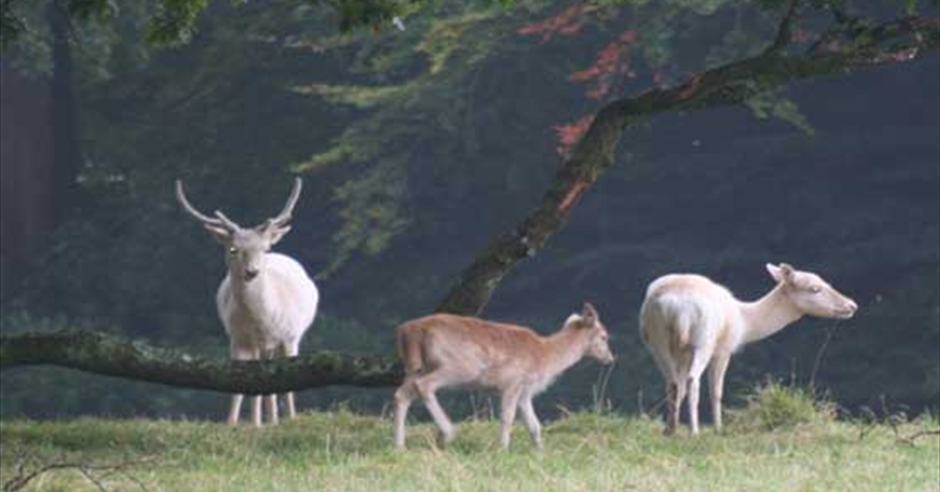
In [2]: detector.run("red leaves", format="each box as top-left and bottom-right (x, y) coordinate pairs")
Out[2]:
(518, 5), (590, 42)
(568, 30), (639, 100)
(553, 114), (595, 157)
(518, 7), (638, 155)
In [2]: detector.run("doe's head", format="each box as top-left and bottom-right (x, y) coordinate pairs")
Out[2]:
(566, 302), (615, 365)
(176, 178), (303, 283)
(766, 263), (858, 319)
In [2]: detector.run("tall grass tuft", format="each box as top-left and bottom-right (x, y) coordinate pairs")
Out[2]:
(728, 380), (835, 432)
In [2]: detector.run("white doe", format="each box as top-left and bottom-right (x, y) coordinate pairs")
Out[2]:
(393, 303), (615, 450)
(639, 263), (857, 435)
(176, 178), (319, 426)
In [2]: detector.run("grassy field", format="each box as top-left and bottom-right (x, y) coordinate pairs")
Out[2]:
(1, 388), (938, 492)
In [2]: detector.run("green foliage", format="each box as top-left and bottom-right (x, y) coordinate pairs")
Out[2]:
(729, 381), (836, 433)
(744, 89), (815, 136)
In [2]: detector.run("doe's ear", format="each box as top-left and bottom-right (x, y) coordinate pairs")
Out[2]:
(766, 262), (795, 284)
(581, 302), (598, 325)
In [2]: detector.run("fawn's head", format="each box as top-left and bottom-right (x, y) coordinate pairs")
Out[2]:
(566, 302), (615, 365)
(766, 263), (858, 319)
(176, 178), (303, 283)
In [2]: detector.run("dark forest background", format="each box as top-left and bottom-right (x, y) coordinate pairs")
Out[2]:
(0, 0), (937, 421)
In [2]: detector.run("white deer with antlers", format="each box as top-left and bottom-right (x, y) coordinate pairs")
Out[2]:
(640, 263), (857, 435)
(176, 178), (319, 426)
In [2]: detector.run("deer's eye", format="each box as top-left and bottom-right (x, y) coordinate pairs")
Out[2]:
(809, 286), (822, 294)
(228, 246), (238, 255)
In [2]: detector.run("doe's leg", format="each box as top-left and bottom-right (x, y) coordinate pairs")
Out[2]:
(666, 378), (687, 436)
(708, 352), (732, 431)
(686, 349), (713, 435)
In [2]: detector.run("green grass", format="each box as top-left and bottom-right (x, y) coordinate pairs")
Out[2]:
(1, 405), (938, 492)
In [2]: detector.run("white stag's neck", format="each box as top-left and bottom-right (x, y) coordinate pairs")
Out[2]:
(228, 271), (276, 315)
(739, 283), (803, 345)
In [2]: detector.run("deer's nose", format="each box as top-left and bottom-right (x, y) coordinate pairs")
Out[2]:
(847, 299), (858, 312)
(245, 268), (259, 281)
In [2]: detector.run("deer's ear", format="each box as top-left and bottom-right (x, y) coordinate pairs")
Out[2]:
(581, 302), (598, 325)
(266, 225), (291, 245)
(204, 225), (232, 245)
(766, 263), (795, 284)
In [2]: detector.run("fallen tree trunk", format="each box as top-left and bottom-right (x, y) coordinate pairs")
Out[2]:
(0, 330), (403, 393)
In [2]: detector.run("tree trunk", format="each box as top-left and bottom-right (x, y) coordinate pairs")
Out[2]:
(0, 2), (83, 294)
(48, 0), (82, 224)
(0, 63), (56, 295)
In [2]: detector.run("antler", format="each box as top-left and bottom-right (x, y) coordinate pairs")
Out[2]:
(267, 178), (303, 228)
(175, 180), (240, 232)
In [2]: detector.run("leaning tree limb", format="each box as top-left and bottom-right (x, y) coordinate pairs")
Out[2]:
(435, 12), (940, 316)
(0, 330), (403, 392)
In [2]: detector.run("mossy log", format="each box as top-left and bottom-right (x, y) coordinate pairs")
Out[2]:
(0, 330), (403, 393)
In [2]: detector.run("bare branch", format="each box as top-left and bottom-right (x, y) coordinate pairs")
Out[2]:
(765, 0), (802, 55)
(808, 320), (840, 389)
(2, 454), (158, 492)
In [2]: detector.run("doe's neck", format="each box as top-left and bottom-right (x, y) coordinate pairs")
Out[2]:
(739, 283), (804, 345)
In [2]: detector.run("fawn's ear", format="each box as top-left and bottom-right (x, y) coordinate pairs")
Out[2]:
(766, 263), (795, 284)
(581, 302), (598, 325)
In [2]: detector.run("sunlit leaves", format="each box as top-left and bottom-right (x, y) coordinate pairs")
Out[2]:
(744, 88), (815, 135)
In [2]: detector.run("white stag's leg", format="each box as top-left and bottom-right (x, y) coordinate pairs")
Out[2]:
(393, 377), (418, 449)
(262, 348), (279, 426)
(228, 345), (256, 426)
(280, 342), (301, 420)
(686, 349), (712, 435)
(708, 352), (732, 431)
(247, 347), (262, 427)
(414, 371), (457, 447)
(518, 395), (543, 449)
(499, 386), (523, 451)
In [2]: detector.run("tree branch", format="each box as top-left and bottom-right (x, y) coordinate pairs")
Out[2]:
(436, 14), (940, 316)
(0, 330), (403, 392)
(765, 0), (802, 55)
